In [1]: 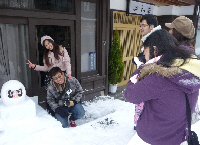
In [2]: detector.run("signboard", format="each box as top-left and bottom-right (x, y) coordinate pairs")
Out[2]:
(129, 1), (154, 15)
(89, 52), (96, 71)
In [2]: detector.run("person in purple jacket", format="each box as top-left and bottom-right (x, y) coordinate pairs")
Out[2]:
(165, 16), (200, 125)
(124, 29), (200, 145)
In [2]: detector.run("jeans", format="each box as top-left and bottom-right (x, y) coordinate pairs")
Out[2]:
(55, 103), (85, 128)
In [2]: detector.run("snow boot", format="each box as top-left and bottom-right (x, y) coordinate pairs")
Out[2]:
(69, 119), (77, 127)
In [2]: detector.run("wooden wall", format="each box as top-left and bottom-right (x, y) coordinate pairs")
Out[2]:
(112, 11), (143, 87)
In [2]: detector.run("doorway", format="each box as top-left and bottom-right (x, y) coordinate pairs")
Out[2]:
(36, 25), (71, 87)
(28, 18), (75, 107)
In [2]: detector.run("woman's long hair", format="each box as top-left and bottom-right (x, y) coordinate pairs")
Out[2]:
(43, 39), (60, 67)
(172, 28), (195, 49)
(143, 29), (193, 67)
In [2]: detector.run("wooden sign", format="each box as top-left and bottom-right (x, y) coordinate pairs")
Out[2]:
(129, 1), (154, 15)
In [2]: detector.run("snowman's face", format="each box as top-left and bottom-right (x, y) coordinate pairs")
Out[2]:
(1, 80), (26, 106)
(8, 89), (22, 98)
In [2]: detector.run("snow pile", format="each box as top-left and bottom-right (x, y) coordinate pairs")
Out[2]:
(0, 96), (136, 145)
(77, 96), (132, 125)
(0, 96), (36, 121)
(0, 118), (4, 131)
(1, 95), (199, 145)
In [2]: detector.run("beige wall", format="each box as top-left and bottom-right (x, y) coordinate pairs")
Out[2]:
(110, 0), (194, 16)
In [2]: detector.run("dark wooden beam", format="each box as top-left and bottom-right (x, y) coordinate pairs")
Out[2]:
(0, 7), (76, 20)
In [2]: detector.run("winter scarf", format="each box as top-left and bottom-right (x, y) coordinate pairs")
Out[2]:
(172, 57), (200, 78)
(50, 76), (67, 92)
(130, 55), (162, 84)
(131, 56), (200, 84)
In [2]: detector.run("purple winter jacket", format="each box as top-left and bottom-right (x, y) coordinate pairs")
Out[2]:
(124, 63), (200, 145)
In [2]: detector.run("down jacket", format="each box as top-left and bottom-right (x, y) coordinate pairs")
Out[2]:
(124, 58), (200, 145)
(35, 46), (71, 74)
(47, 76), (83, 112)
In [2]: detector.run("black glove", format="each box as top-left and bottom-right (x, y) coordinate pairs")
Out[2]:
(55, 107), (68, 118)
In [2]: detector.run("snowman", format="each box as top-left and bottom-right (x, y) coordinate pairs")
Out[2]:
(0, 80), (36, 121)
(1, 80), (26, 106)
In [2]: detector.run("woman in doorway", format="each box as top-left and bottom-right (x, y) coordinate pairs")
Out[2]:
(125, 29), (200, 145)
(26, 35), (72, 88)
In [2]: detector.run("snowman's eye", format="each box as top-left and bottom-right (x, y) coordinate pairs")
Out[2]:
(18, 89), (22, 96)
(8, 90), (13, 98)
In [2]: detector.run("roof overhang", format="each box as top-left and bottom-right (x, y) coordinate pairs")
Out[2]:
(136, 0), (198, 6)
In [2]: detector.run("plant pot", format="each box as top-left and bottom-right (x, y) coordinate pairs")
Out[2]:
(109, 84), (118, 94)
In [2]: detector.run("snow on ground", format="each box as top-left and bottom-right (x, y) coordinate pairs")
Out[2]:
(1, 95), (200, 145)
(0, 96), (136, 145)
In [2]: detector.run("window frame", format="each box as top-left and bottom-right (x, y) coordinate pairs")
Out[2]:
(0, 0), (75, 15)
(80, 0), (100, 78)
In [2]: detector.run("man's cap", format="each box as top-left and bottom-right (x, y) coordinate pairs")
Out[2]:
(41, 35), (54, 46)
(165, 16), (195, 39)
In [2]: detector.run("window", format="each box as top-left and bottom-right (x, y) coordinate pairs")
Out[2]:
(0, 0), (72, 12)
(0, 24), (32, 91)
(81, 1), (96, 72)
(34, 0), (72, 12)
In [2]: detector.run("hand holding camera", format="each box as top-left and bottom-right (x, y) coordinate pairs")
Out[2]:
(64, 99), (74, 107)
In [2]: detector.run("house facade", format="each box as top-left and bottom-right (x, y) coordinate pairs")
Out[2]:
(0, 0), (110, 106)
(111, 0), (199, 42)
(0, 0), (199, 108)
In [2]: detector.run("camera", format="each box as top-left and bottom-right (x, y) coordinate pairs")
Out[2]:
(63, 98), (70, 106)
(132, 52), (146, 65)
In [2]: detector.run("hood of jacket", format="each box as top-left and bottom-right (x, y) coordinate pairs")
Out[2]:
(139, 60), (200, 94)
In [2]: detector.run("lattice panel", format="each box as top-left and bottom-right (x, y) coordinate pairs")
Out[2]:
(112, 11), (143, 87)
(119, 30), (134, 57)
(113, 11), (142, 25)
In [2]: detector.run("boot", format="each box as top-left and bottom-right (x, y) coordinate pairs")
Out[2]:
(69, 119), (77, 127)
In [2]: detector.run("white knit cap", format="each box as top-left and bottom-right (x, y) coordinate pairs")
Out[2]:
(41, 36), (54, 46)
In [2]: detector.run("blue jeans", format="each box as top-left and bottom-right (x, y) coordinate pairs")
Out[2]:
(55, 103), (85, 128)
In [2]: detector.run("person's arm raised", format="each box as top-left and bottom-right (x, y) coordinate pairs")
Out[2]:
(26, 60), (36, 69)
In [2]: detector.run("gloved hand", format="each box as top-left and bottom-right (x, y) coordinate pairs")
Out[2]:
(55, 107), (68, 118)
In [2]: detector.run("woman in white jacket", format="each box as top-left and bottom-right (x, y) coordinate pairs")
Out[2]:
(26, 35), (72, 87)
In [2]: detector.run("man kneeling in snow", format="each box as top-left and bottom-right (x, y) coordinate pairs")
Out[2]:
(47, 67), (85, 128)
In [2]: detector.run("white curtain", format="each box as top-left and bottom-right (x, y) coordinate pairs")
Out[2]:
(0, 24), (31, 92)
